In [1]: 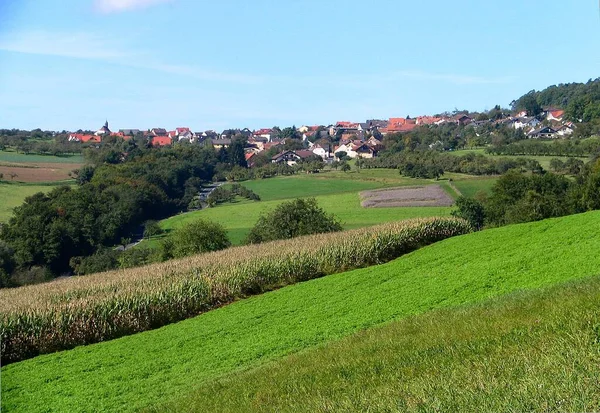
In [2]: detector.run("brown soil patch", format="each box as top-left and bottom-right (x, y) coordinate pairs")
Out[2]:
(360, 185), (454, 208)
(0, 163), (82, 182)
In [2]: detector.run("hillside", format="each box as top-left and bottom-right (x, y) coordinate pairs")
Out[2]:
(158, 275), (600, 412)
(3, 211), (600, 412)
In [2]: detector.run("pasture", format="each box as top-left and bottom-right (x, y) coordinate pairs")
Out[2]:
(159, 189), (452, 245)
(0, 150), (84, 164)
(3, 211), (600, 412)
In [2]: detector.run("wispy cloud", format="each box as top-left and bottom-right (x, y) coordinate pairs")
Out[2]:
(0, 31), (126, 60)
(94, 0), (174, 13)
(0, 30), (262, 84)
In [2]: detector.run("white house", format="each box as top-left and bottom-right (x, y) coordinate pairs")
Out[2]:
(311, 144), (330, 159)
(513, 117), (540, 130)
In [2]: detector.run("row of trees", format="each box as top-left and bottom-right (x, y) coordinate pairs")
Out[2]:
(486, 138), (600, 158)
(363, 151), (543, 178)
(453, 158), (600, 229)
(46, 198), (341, 277)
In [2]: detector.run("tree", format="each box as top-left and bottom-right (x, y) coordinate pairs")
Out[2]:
(518, 93), (543, 117)
(164, 219), (230, 259)
(335, 151), (347, 160)
(340, 162), (351, 173)
(451, 196), (486, 230)
(246, 198), (342, 244)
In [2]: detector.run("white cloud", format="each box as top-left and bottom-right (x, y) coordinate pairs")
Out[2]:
(94, 0), (173, 13)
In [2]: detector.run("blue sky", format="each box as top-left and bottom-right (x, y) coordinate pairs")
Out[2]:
(0, 0), (598, 132)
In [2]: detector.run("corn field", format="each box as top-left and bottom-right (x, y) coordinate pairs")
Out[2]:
(0, 217), (470, 364)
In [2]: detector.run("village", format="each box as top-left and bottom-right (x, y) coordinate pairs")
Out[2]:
(67, 108), (577, 167)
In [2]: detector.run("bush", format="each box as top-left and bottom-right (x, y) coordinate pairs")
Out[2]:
(163, 219), (231, 259)
(246, 198), (342, 244)
(70, 249), (121, 275)
(451, 196), (485, 230)
(143, 220), (164, 239)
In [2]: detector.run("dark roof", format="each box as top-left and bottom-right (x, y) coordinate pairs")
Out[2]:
(212, 138), (232, 145)
(528, 127), (557, 135)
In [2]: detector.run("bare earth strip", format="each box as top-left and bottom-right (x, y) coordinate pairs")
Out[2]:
(360, 185), (454, 208)
(0, 162), (82, 182)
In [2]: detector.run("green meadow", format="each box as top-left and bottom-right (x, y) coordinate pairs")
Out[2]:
(0, 150), (83, 164)
(156, 171), (454, 245)
(4, 211), (600, 412)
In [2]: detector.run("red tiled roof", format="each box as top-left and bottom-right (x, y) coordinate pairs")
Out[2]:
(416, 116), (442, 125)
(70, 133), (101, 143)
(151, 136), (173, 146)
(176, 127), (190, 134)
(244, 153), (255, 161)
(549, 110), (565, 118)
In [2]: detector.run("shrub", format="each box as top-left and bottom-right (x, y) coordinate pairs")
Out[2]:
(246, 198), (342, 244)
(163, 219), (231, 259)
(452, 196), (486, 230)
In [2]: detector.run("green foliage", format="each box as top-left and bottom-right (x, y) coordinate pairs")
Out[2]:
(487, 138), (600, 158)
(162, 219), (231, 259)
(143, 220), (163, 239)
(3, 212), (600, 412)
(365, 150), (540, 176)
(70, 249), (121, 275)
(485, 170), (573, 226)
(246, 198), (342, 244)
(451, 196), (485, 230)
(207, 184), (260, 207)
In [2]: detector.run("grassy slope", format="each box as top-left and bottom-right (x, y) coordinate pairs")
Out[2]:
(3, 211), (600, 412)
(452, 176), (498, 198)
(161, 276), (600, 413)
(0, 182), (67, 222)
(0, 150), (83, 164)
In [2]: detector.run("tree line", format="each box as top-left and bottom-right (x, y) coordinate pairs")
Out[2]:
(453, 158), (600, 229)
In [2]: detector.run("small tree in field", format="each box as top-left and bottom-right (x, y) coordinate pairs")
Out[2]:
(246, 198), (342, 244)
(164, 219), (231, 259)
(340, 162), (351, 172)
(452, 196), (486, 230)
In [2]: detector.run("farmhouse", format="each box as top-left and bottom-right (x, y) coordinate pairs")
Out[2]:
(527, 126), (558, 139)
(272, 150), (314, 166)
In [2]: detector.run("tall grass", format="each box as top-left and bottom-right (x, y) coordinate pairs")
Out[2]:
(0, 217), (470, 364)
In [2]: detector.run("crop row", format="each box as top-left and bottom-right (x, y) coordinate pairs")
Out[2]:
(0, 217), (471, 364)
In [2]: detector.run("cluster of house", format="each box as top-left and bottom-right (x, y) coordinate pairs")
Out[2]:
(67, 109), (577, 166)
(500, 109), (576, 138)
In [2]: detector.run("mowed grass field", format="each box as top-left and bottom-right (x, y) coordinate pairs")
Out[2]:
(0, 182), (70, 222)
(0, 150), (83, 164)
(4, 211), (600, 412)
(156, 172), (453, 245)
(163, 276), (600, 413)
(452, 176), (498, 198)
